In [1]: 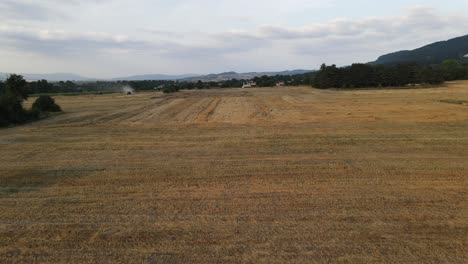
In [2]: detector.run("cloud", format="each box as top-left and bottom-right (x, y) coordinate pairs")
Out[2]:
(252, 6), (468, 62)
(0, 25), (150, 56)
(0, 3), (467, 77)
(0, 0), (68, 21)
(258, 7), (465, 40)
(0, 24), (268, 60)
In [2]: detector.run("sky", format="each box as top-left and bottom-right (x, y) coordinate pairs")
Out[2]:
(1, 0), (467, 78)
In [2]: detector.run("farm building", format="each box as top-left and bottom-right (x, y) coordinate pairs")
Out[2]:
(155, 84), (165, 91)
(276, 81), (285, 87)
(242, 81), (257, 88)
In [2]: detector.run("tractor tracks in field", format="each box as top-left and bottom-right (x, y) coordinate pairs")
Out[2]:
(203, 97), (222, 122)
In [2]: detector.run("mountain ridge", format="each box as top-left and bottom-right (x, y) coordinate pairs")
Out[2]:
(0, 70), (313, 82)
(112, 73), (200, 81)
(182, 69), (313, 82)
(0, 72), (90, 81)
(371, 34), (468, 65)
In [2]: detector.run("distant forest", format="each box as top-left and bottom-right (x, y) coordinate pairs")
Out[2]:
(0, 73), (313, 95)
(0, 75), (61, 127)
(1, 59), (468, 127)
(1, 60), (467, 96)
(313, 60), (468, 89)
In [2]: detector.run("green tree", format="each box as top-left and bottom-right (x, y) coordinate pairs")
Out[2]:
(314, 64), (342, 88)
(442, 59), (466, 81)
(418, 66), (444, 85)
(32, 96), (62, 112)
(0, 74), (37, 125)
(196, 80), (204, 89)
(5, 74), (28, 100)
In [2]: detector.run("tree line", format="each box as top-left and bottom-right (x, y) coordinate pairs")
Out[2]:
(17, 73), (313, 95)
(3, 60), (468, 99)
(0, 75), (61, 127)
(313, 60), (468, 89)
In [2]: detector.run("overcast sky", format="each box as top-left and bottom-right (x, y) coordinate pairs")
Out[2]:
(1, 0), (467, 78)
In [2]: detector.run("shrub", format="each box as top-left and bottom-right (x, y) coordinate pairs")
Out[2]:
(0, 91), (28, 124)
(0, 74), (47, 127)
(0, 117), (7, 127)
(162, 85), (180, 94)
(26, 108), (40, 120)
(32, 96), (62, 112)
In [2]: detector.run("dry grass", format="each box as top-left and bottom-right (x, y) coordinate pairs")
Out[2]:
(1, 81), (468, 263)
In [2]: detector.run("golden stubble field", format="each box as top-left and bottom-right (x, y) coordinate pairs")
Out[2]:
(1, 82), (468, 263)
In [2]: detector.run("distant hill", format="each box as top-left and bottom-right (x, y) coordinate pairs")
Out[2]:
(183, 69), (313, 82)
(0, 69), (313, 82)
(372, 34), (468, 65)
(0, 72), (90, 81)
(114, 70), (312, 82)
(113, 73), (200, 81)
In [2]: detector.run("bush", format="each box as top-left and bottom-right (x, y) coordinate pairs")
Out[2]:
(0, 74), (49, 127)
(32, 96), (62, 112)
(162, 85), (180, 94)
(0, 117), (7, 127)
(26, 108), (40, 120)
(0, 91), (27, 124)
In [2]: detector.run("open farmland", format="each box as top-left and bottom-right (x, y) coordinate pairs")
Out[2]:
(1, 82), (468, 263)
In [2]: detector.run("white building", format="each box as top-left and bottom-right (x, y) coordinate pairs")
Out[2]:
(155, 84), (165, 90)
(242, 81), (257, 88)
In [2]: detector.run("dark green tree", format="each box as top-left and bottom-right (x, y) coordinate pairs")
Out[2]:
(442, 59), (466, 81)
(32, 96), (62, 112)
(196, 80), (204, 89)
(5, 74), (28, 100)
(314, 64), (342, 88)
(0, 74), (38, 125)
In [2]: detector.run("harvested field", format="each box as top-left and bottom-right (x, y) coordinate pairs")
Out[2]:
(1, 81), (468, 263)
